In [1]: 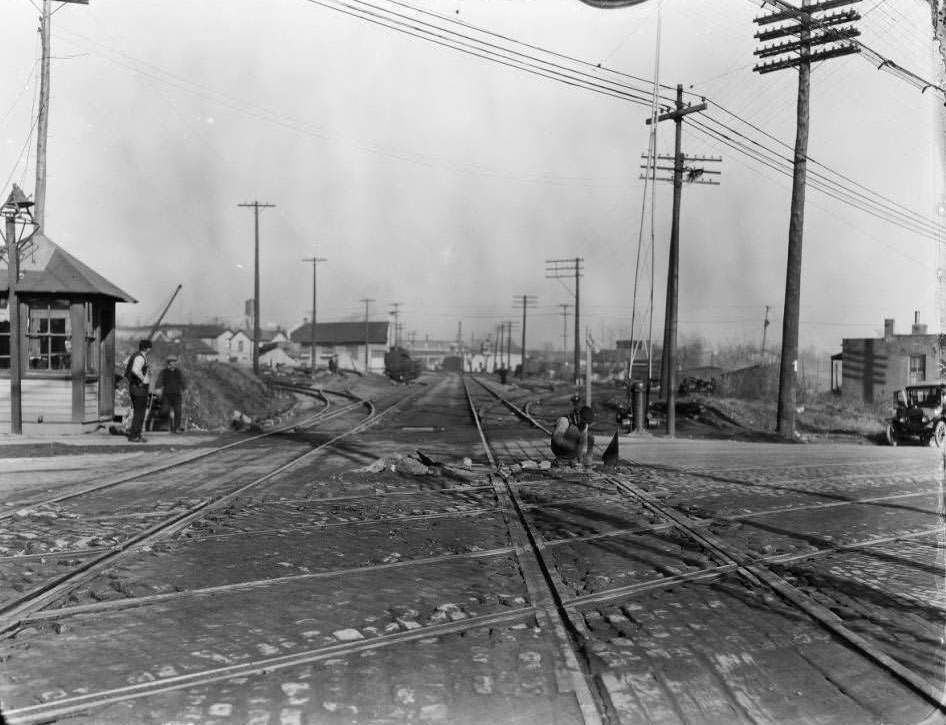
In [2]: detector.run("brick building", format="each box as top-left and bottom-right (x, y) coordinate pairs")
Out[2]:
(838, 312), (940, 403)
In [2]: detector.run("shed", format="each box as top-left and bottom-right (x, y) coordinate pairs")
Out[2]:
(0, 232), (134, 434)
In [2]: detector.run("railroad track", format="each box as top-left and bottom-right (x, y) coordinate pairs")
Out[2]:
(466, 374), (946, 722)
(1, 373), (943, 723)
(0, 384), (419, 635)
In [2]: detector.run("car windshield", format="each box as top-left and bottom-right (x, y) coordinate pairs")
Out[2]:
(905, 387), (944, 406)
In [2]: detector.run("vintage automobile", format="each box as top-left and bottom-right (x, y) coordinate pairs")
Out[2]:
(886, 382), (946, 447)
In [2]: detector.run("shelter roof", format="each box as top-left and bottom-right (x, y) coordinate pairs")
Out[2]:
(0, 232), (134, 301)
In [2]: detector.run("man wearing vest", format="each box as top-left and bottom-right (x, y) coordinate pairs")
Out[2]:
(127, 339), (152, 443)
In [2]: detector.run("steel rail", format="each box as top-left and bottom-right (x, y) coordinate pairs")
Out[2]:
(466, 376), (946, 715)
(462, 375), (610, 725)
(3, 607), (537, 725)
(0, 387), (351, 519)
(16, 545), (516, 622)
(0, 387), (422, 634)
(603, 474), (946, 715)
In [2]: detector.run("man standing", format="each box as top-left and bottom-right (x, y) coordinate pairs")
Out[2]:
(126, 339), (152, 443)
(156, 355), (187, 433)
(551, 404), (595, 466)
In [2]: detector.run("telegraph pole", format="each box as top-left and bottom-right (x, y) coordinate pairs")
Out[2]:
(753, 0), (860, 437)
(558, 303), (571, 372)
(34, 0), (88, 230)
(302, 255), (326, 378)
(546, 258), (583, 386)
(360, 298), (375, 373)
(646, 84), (711, 437)
(390, 303), (403, 347)
(238, 201), (275, 376)
(513, 295), (537, 379)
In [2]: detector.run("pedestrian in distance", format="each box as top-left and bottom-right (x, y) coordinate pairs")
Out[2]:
(156, 355), (187, 433)
(551, 404), (595, 467)
(126, 339), (152, 443)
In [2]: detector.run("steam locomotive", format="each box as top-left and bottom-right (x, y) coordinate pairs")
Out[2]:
(384, 346), (423, 382)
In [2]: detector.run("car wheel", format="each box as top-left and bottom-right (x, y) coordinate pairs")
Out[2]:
(886, 424), (899, 447)
(933, 421), (946, 448)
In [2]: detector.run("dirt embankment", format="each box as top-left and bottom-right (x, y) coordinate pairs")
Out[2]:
(115, 357), (294, 432)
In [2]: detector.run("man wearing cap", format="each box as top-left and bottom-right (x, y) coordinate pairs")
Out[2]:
(127, 339), (152, 442)
(156, 355), (187, 433)
(551, 404), (595, 467)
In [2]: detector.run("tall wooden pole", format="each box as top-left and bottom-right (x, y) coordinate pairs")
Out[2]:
(34, 0), (51, 230)
(5, 214), (21, 434)
(303, 256), (326, 379)
(776, 0), (811, 438)
(237, 201), (275, 376)
(361, 298), (374, 373)
(573, 259), (581, 386)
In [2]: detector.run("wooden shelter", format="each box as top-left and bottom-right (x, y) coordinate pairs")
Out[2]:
(0, 233), (134, 434)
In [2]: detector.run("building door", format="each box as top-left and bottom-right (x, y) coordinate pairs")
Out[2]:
(909, 354), (926, 384)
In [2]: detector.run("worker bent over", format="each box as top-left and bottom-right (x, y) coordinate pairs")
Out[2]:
(551, 405), (595, 466)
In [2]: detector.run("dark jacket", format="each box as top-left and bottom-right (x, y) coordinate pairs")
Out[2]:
(156, 368), (186, 397)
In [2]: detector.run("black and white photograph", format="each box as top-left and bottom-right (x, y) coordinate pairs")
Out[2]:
(1, 0), (945, 722)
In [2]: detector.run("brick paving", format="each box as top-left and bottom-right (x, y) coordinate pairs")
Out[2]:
(2, 379), (946, 723)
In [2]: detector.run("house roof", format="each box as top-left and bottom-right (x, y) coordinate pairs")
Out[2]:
(291, 321), (389, 346)
(186, 339), (218, 355)
(166, 324), (230, 340)
(0, 232), (134, 301)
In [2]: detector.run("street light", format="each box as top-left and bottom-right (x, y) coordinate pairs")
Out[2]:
(1, 184), (38, 434)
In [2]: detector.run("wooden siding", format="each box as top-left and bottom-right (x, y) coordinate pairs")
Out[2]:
(0, 378), (101, 425)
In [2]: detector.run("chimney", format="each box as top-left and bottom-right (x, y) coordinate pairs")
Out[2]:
(912, 310), (927, 335)
(884, 318), (895, 339)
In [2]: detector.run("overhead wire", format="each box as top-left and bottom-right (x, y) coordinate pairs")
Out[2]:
(307, 0), (944, 243)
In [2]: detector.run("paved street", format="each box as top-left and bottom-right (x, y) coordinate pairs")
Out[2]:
(0, 376), (945, 724)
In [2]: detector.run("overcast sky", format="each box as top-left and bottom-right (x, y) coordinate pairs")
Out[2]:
(1, 0), (942, 353)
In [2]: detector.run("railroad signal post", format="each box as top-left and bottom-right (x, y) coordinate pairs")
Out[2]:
(753, 0), (860, 438)
(644, 84), (713, 437)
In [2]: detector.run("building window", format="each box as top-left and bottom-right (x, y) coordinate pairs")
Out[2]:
(909, 354), (926, 384)
(27, 300), (71, 371)
(237, 341), (244, 353)
(84, 302), (98, 374)
(0, 298), (9, 370)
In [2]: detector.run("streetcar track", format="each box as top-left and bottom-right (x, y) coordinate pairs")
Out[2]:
(2, 607), (538, 725)
(15, 545), (517, 622)
(469, 375), (946, 717)
(4, 375), (942, 724)
(0, 387), (422, 634)
(0, 387), (352, 519)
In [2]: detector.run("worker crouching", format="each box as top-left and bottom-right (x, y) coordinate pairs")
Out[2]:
(551, 405), (595, 467)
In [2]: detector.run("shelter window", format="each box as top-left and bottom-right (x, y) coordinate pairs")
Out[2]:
(0, 298), (9, 370)
(27, 300), (70, 371)
(84, 302), (98, 374)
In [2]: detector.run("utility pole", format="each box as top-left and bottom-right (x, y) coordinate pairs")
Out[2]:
(513, 295), (537, 379)
(360, 298), (375, 373)
(34, 0), (87, 230)
(302, 255), (326, 379)
(238, 201), (275, 376)
(761, 304), (771, 362)
(390, 302), (402, 347)
(546, 258), (583, 386)
(753, 0), (860, 438)
(558, 303), (571, 372)
(646, 84), (711, 437)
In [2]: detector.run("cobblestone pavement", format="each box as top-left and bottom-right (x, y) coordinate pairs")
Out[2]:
(2, 377), (946, 724)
